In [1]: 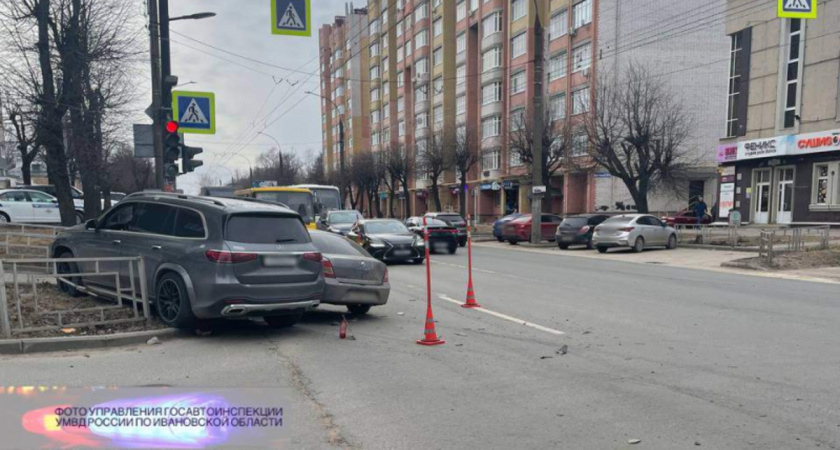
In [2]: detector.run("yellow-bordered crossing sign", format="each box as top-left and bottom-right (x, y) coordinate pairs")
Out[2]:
(778, 0), (817, 19)
(272, 0), (311, 36)
(172, 91), (216, 135)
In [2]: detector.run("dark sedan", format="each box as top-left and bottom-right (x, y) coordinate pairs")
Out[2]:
(405, 217), (459, 255)
(555, 214), (610, 250)
(309, 231), (389, 315)
(424, 212), (468, 247)
(661, 209), (713, 226)
(318, 210), (363, 235)
(347, 219), (426, 263)
(492, 213), (525, 242)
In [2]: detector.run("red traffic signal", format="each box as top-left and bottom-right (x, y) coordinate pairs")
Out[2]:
(166, 121), (179, 134)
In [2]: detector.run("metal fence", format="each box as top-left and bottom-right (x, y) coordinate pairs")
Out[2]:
(675, 225), (741, 247)
(785, 225), (830, 252)
(0, 256), (149, 339)
(0, 223), (66, 237)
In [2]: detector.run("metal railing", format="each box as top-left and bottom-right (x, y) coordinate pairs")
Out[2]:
(0, 222), (66, 237)
(758, 230), (775, 264)
(675, 224), (740, 247)
(786, 225), (830, 252)
(0, 256), (149, 339)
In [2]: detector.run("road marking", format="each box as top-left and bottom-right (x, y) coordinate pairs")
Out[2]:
(431, 260), (498, 274)
(438, 294), (565, 336)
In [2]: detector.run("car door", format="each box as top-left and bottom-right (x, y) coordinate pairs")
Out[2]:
(0, 191), (33, 222)
(120, 203), (179, 299)
(647, 216), (668, 245)
(26, 191), (59, 223)
(79, 202), (135, 290)
(541, 215), (559, 240)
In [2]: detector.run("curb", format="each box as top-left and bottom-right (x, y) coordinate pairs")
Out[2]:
(672, 243), (760, 253)
(0, 328), (179, 355)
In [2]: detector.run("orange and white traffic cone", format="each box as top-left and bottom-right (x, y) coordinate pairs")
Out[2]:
(462, 277), (481, 308)
(339, 316), (348, 339)
(417, 305), (445, 346)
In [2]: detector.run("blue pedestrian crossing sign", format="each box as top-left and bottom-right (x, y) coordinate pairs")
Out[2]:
(172, 91), (216, 135)
(272, 0), (311, 37)
(778, 0), (817, 19)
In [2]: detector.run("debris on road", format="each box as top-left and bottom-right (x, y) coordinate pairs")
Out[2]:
(582, 330), (592, 335)
(628, 439), (642, 445)
(146, 337), (160, 345)
(540, 356), (552, 360)
(455, 332), (467, 337)
(61, 328), (76, 334)
(557, 345), (568, 355)
(397, 312), (405, 316)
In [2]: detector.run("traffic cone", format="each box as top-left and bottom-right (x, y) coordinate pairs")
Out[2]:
(416, 306), (445, 346)
(462, 277), (481, 308)
(339, 316), (348, 339)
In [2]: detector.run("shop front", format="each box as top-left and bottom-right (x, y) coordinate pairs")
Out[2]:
(718, 129), (840, 225)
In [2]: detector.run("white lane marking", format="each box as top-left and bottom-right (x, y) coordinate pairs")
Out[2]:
(431, 260), (498, 274)
(406, 284), (418, 289)
(438, 294), (565, 336)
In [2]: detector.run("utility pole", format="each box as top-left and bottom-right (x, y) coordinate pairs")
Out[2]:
(159, 0), (176, 191)
(148, 0), (164, 189)
(530, 0), (545, 244)
(338, 118), (345, 205)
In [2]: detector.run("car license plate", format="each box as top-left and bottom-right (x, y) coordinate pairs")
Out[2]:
(263, 255), (296, 267)
(393, 249), (411, 256)
(434, 242), (448, 251)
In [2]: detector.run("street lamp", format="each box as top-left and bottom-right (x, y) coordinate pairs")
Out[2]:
(304, 90), (345, 203)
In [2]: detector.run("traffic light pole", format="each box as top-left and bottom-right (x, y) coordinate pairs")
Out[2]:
(159, 0), (176, 191)
(148, 0), (164, 189)
(530, 1), (545, 245)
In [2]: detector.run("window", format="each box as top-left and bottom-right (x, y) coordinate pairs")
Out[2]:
(433, 46), (443, 66)
(483, 47), (502, 71)
(573, 0), (592, 29)
(415, 2), (428, 21)
(433, 17), (443, 36)
(226, 215), (308, 244)
(397, 45), (404, 62)
(416, 112), (429, 129)
(572, 87), (590, 115)
(457, 0), (467, 20)
(383, 33), (389, 49)
(811, 163), (840, 206)
(471, 0), (479, 12)
(383, 80), (390, 96)
(397, 96), (405, 113)
(482, 115), (501, 138)
(397, 71), (404, 87)
(511, 0), (526, 21)
(482, 82), (502, 105)
(371, 87), (380, 102)
(434, 0), (441, 7)
(456, 95), (466, 115)
(550, 10), (568, 40)
(416, 143), (430, 180)
(399, 120), (406, 136)
(381, 8), (388, 27)
(456, 32), (467, 54)
(26, 191), (53, 203)
(102, 204), (134, 231)
(572, 132), (588, 156)
(416, 85), (428, 102)
(510, 108), (525, 131)
(370, 42), (380, 57)
(483, 12), (502, 37)
(405, 39), (413, 57)
(416, 29), (429, 48)
(550, 93), (566, 119)
(511, 33), (527, 59)
(572, 43), (591, 72)
(416, 57), (429, 74)
(370, 65), (380, 80)
(510, 71), (526, 94)
(382, 55), (389, 70)
(548, 52), (567, 81)
(456, 64), (466, 87)
(396, 19), (404, 38)
(370, 19), (379, 35)
(434, 105), (443, 125)
(372, 110), (380, 124)
(482, 149), (500, 171)
(510, 149), (523, 167)
(783, 19), (803, 129)
(726, 28), (751, 137)
(433, 76), (443, 94)
(372, 130), (380, 144)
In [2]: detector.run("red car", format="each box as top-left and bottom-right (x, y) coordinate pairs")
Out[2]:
(662, 210), (713, 226)
(502, 214), (564, 244)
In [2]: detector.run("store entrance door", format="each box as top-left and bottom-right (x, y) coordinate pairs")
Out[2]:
(775, 167), (794, 224)
(754, 169), (771, 224)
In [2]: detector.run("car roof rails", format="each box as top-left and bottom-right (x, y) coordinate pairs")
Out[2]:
(123, 191), (227, 207)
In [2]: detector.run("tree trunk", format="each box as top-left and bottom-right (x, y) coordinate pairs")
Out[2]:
(21, 162), (32, 185)
(387, 184), (396, 218)
(430, 178), (442, 212)
(458, 173), (468, 218)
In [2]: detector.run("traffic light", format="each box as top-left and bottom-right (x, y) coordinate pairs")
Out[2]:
(163, 120), (181, 179)
(181, 145), (204, 173)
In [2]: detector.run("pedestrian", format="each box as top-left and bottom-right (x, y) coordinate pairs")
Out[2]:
(694, 196), (708, 226)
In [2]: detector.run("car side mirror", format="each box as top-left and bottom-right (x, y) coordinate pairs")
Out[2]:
(85, 219), (97, 230)
(51, 199), (58, 204)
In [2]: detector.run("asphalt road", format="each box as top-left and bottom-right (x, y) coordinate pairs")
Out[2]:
(3, 244), (839, 450)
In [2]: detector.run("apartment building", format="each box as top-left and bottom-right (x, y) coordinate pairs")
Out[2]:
(718, 1), (840, 225)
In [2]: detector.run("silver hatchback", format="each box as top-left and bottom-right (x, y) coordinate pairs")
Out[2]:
(592, 214), (678, 253)
(51, 193), (325, 329)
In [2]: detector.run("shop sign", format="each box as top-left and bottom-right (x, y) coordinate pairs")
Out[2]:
(503, 180), (519, 189)
(491, 182), (501, 191)
(480, 182), (494, 191)
(792, 129), (840, 156)
(720, 165), (736, 183)
(594, 172), (612, 178)
(719, 183), (736, 219)
(716, 144), (738, 163)
(737, 136), (788, 160)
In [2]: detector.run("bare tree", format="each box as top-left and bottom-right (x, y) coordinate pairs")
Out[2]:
(508, 107), (572, 211)
(583, 63), (695, 213)
(383, 142), (413, 218)
(304, 152), (327, 185)
(453, 125), (479, 217)
(348, 151), (385, 217)
(419, 130), (453, 212)
(7, 105), (39, 184)
(107, 144), (153, 194)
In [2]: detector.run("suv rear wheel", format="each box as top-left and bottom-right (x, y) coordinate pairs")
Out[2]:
(155, 273), (196, 329)
(264, 313), (303, 328)
(56, 252), (84, 297)
(347, 304), (371, 315)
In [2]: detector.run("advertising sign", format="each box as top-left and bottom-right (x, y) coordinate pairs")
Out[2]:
(737, 136), (788, 160)
(716, 144), (738, 163)
(792, 129), (840, 156)
(719, 183), (736, 219)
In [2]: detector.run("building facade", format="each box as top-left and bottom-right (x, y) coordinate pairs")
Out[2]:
(718, 0), (840, 225)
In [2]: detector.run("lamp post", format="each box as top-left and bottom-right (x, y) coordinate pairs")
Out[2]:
(304, 90), (345, 204)
(148, 0), (215, 189)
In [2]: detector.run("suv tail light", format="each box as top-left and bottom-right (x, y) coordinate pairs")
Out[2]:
(383, 267), (389, 283)
(322, 257), (335, 278)
(205, 250), (258, 264)
(303, 252), (323, 263)
(618, 227), (635, 232)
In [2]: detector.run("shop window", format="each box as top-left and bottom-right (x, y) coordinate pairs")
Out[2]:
(811, 162), (839, 209)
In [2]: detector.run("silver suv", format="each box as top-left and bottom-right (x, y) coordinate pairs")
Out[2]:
(51, 193), (325, 329)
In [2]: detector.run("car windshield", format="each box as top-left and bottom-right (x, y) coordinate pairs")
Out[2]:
(365, 221), (409, 234)
(329, 211), (361, 224)
(313, 189), (341, 211)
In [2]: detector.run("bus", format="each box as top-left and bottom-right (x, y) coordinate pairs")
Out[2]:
(291, 185), (342, 215)
(234, 187), (317, 229)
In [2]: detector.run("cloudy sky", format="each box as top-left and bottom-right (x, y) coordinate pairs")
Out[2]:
(142, 0), (344, 193)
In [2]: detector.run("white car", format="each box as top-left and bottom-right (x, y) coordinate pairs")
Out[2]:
(0, 189), (69, 224)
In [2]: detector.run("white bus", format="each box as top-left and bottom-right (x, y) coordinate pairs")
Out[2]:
(292, 185), (342, 214)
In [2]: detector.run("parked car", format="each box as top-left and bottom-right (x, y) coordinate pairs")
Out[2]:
(110, 192), (127, 203)
(0, 189), (63, 224)
(318, 210), (364, 235)
(502, 214), (564, 244)
(348, 219), (426, 263)
(198, 186), (236, 198)
(405, 217), (459, 254)
(50, 193), (325, 329)
(662, 209), (713, 226)
(493, 213), (525, 242)
(592, 214), (678, 253)
(309, 231), (389, 315)
(424, 212), (468, 247)
(14, 185), (85, 223)
(555, 214), (611, 250)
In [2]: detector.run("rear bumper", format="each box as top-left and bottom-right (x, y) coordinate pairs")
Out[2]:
(192, 278), (325, 319)
(592, 235), (631, 248)
(221, 300), (319, 317)
(555, 233), (589, 245)
(322, 279), (390, 306)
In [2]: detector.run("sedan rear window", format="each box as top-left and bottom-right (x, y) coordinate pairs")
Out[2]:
(437, 215), (465, 225)
(225, 214), (310, 244)
(310, 232), (370, 257)
(603, 215), (634, 224)
(561, 217), (588, 227)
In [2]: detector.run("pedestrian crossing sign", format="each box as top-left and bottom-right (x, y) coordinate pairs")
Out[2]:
(172, 91), (216, 135)
(778, 0), (817, 19)
(272, 0), (311, 36)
